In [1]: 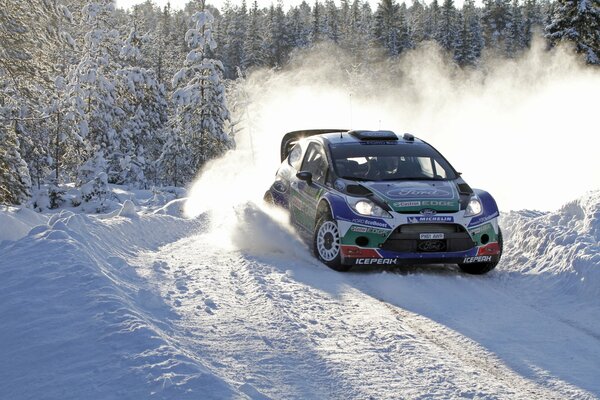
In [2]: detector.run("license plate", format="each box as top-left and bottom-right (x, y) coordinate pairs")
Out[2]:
(419, 233), (445, 240)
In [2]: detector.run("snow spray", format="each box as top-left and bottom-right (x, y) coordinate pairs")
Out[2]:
(186, 38), (600, 225)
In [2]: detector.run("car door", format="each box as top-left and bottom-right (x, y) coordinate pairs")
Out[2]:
(290, 142), (329, 232)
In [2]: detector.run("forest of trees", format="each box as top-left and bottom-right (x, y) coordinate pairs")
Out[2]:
(1, 0), (598, 207)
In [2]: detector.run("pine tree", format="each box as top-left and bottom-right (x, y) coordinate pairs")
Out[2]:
(157, 125), (190, 187)
(398, 3), (414, 52)
(67, 0), (124, 185)
(409, 0), (427, 44)
(505, 0), (525, 57)
(0, 122), (32, 205)
(287, 4), (312, 49)
(546, 0), (600, 64)
(374, 0), (402, 56)
(264, 1), (290, 67)
(323, 0), (341, 43)
(171, 7), (232, 182)
(522, 0), (543, 47)
(482, 0), (512, 51)
(117, 27), (168, 188)
(455, 0), (484, 66)
(437, 0), (457, 52)
(312, 0), (324, 42)
(424, 0), (441, 40)
(242, 0), (266, 69)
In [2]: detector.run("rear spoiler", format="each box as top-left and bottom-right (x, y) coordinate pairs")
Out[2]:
(280, 129), (348, 162)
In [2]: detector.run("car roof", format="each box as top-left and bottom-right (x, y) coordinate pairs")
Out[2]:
(313, 130), (425, 146)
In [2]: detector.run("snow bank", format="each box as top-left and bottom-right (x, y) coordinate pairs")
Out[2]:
(0, 211), (242, 399)
(0, 207), (48, 242)
(500, 190), (600, 297)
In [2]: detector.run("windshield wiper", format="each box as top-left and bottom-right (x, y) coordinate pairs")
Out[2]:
(379, 177), (446, 181)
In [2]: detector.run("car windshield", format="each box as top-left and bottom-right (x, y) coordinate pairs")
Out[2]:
(330, 144), (457, 182)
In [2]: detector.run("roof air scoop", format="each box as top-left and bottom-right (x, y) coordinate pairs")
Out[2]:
(403, 133), (415, 141)
(348, 130), (398, 141)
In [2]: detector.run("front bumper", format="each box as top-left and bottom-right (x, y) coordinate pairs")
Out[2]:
(336, 210), (501, 266)
(340, 243), (501, 266)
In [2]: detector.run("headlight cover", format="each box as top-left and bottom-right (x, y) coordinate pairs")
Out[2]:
(348, 198), (392, 218)
(465, 197), (483, 217)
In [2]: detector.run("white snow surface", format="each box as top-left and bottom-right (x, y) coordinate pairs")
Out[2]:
(1, 190), (599, 399)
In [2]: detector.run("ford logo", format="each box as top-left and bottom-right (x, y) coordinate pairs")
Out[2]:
(420, 208), (437, 215)
(418, 240), (446, 252)
(386, 188), (452, 198)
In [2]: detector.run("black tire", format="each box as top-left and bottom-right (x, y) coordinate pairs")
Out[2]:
(458, 228), (503, 275)
(313, 211), (350, 272)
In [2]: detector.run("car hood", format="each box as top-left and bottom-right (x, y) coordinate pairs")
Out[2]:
(360, 180), (461, 213)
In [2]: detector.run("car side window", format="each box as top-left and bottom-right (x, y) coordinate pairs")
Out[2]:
(301, 143), (328, 185)
(288, 144), (302, 170)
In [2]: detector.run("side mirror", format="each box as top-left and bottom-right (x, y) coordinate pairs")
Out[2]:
(296, 171), (313, 185)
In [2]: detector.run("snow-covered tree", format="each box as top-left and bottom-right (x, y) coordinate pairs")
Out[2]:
(242, 0), (266, 69)
(264, 2), (290, 68)
(374, 0), (402, 56)
(323, 0), (341, 43)
(482, 0), (512, 51)
(157, 125), (191, 187)
(67, 0), (124, 185)
(117, 28), (168, 187)
(505, 0), (525, 57)
(546, 0), (600, 64)
(437, 0), (458, 52)
(454, 0), (484, 66)
(0, 121), (32, 205)
(288, 3), (312, 49)
(171, 7), (232, 182)
(409, 0), (428, 44)
(424, 0), (441, 40)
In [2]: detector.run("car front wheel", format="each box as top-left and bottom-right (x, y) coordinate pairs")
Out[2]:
(313, 213), (350, 272)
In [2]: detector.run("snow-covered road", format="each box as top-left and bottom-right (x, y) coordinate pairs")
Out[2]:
(134, 224), (599, 399)
(1, 191), (599, 399)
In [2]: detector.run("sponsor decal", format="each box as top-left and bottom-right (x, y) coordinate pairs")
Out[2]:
(386, 188), (452, 198)
(421, 200), (455, 207)
(341, 246), (381, 258)
(393, 201), (421, 208)
(468, 211), (500, 226)
(367, 228), (390, 236)
(419, 233), (445, 240)
(351, 218), (390, 228)
(477, 242), (501, 256)
(407, 216), (454, 223)
(350, 225), (390, 235)
(462, 256), (493, 264)
(355, 258), (398, 265)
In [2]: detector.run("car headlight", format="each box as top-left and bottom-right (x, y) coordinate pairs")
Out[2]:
(465, 197), (483, 217)
(348, 198), (392, 218)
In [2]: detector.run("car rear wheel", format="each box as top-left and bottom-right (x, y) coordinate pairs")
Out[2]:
(313, 212), (350, 272)
(458, 228), (503, 275)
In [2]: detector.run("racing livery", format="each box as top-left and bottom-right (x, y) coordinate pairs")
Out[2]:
(265, 129), (502, 274)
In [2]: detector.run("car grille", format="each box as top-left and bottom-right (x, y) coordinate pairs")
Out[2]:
(380, 224), (474, 253)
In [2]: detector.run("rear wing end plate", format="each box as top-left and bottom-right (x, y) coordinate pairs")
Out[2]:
(280, 129), (348, 162)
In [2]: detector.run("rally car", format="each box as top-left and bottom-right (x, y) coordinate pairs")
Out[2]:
(264, 129), (502, 274)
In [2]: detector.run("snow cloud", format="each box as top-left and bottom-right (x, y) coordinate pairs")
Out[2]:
(186, 39), (600, 217)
